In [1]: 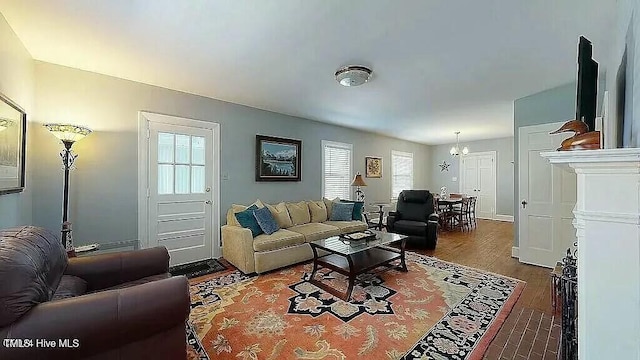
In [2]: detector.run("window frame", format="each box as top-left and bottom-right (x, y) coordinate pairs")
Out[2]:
(391, 150), (414, 200)
(321, 140), (353, 200)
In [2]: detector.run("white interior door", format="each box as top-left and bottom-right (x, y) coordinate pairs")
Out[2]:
(518, 122), (576, 268)
(139, 112), (220, 267)
(461, 152), (496, 219)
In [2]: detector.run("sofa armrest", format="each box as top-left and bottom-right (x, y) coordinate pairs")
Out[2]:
(221, 225), (255, 274)
(65, 246), (169, 291)
(428, 212), (439, 223)
(386, 212), (398, 231)
(0, 276), (189, 360)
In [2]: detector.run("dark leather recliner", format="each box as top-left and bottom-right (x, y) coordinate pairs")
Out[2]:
(386, 190), (439, 249)
(0, 226), (191, 360)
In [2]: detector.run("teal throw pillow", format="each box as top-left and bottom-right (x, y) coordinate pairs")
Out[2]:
(330, 202), (354, 221)
(341, 200), (364, 221)
(253, 206), (280, 235)
(235, 205), (263, 237)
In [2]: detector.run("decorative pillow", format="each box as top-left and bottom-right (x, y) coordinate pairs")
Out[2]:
(227, 199), (264, 226)
(341, 200), (364, 221)
(307, 200), (328, 223)
(253, 207), (280, 235)
(323, 197), (340, 218)
(329, 202), (354, 221)
(234, 205), (262, 237)
(286, 201), (311, 225)
(265, 202), (293, 228)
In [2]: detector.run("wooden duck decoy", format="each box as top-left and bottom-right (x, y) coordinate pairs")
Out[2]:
(550, 119), (600, 151)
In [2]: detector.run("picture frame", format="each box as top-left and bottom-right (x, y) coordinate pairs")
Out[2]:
(0, 92), (26, 195)
(256, 135), (302, 182)
(365, 156), (382, 178)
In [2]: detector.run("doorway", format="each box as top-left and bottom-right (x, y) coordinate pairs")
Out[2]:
(460, 151), (496, 219)
(138, 112), (220, 266)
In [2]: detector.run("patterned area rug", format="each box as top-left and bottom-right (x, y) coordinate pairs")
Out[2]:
(186, 252), (524, 360)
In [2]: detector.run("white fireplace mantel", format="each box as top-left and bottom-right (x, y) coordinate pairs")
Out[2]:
(541, 148), (640, 360)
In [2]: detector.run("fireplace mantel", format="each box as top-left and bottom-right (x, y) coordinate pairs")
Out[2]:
(541, 147), (640, 360)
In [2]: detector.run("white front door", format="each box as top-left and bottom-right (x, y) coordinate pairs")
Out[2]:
(139, 112), (220, 266)
(461, 152), (496, 219)
(518, 122), (576, 268)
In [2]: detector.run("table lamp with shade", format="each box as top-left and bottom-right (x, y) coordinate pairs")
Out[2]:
(44, 123), (92, 250)
(351, 172), (367, 202)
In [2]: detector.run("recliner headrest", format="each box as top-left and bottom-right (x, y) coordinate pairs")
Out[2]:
(400, 190), (431, 203)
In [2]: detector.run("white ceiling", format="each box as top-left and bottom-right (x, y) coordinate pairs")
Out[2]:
(0, 0), (616, 144)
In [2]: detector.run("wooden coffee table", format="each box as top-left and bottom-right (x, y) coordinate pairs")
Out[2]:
(308, 231), (408, 301)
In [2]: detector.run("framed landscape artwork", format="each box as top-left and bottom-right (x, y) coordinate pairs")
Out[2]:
(255, 135), (302, 181)
(365, 156), (382, 178)
(0, 92), (26, 195)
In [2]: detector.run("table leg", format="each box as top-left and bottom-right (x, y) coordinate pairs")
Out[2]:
(310, 245), (319, 281)
(399, 237), (408, 272)
(345, 256), (356, 301)
(377, 205), (384, 231)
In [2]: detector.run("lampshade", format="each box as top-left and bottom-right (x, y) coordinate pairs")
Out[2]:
(44, 123), (92, 143)
(351, 173), (367, 187)
(0, 118), (12, 132)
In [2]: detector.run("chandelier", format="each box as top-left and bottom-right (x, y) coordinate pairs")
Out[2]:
(450, 131), (469, 156)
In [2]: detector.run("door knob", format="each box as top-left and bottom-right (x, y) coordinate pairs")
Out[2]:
(521, 200), (527, 209)
(205, 200), (212, 205)
(205, 187), (211, 192)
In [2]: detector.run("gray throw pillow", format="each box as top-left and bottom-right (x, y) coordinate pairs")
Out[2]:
(330, 202), (354, 221)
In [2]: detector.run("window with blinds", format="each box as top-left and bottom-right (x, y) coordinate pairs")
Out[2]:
(391, 150), (414, 199)
(322, 140), (352, 200)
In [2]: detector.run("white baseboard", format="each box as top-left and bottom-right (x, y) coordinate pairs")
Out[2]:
(511, 246), (519, 258)
(495, 214), (514, 222)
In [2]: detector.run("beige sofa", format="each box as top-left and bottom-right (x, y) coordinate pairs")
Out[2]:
(222, 199), (367, 274)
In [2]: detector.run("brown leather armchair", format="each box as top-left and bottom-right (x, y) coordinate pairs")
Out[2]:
(0, 226), (191, 360)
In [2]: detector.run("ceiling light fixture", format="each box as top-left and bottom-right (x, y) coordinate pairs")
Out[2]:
(335, 65), (372, 87)
(450, 131), (469, 156)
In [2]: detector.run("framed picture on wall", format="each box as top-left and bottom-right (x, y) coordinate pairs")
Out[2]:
(365, 156), (382, 178)
(255, 135), (302, 181)
(0, 92), (26, 195)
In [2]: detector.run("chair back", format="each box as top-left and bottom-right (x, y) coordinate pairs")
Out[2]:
(396, 190), (435, 222)
(0, 226), (67, 327)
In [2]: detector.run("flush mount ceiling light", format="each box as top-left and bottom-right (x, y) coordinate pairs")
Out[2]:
(335, 65), (372, 87)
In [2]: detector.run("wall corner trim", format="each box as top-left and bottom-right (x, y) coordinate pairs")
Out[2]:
(511, 246), (519, 258)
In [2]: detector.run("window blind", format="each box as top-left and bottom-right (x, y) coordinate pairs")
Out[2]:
(391, 150), (414, 199)
(323, 141), (352, 200)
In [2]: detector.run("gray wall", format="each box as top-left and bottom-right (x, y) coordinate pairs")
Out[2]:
(430, 137), (514, 216)
(31, 61), (431, 245)
(513, 83), (577, 246)
(0, 14), (34, 229)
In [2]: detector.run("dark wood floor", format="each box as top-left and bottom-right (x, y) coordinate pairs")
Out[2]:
(414, 219), (553, 313)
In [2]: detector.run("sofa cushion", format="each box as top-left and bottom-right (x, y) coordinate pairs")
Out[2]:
(253, 229), (306, 252)
(0, 226), (68, 327)
(286, 201), (311, 225)
(253, 207), (280, 235)
(323, 197), (340, 218)
(235, 205), (263, 237)
(323, 220), (368, 234)
(226, 199), (264, 226)
(340, 200), (365, 220)
(288, 223), (341, 242)
(307, 200), (328, 223)
(52, 275), (87, 301)
(329, 202), (354, 221)
(265, 202), (293, 228)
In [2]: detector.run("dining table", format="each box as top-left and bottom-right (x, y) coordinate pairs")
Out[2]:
(435, 195), (465, 231)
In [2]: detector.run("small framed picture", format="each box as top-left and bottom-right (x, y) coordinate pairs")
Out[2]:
(365, 156), (382, 178)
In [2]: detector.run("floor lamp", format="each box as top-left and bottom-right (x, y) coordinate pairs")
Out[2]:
(44, 123), (92, 249)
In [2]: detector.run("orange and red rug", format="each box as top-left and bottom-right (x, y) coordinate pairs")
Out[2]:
(186, 252), (524, 360)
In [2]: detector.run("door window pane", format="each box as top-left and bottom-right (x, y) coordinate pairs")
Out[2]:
(192, 136), (205, 165)
(158, 133), (174, 163)
(175, 135), (190, 164)
(158, 164), (174, 194)
(191, 165), (205, 193)
(175, 165), (190, 194)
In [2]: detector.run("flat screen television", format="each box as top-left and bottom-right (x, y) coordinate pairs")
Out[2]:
(575, 36), (598, 132)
